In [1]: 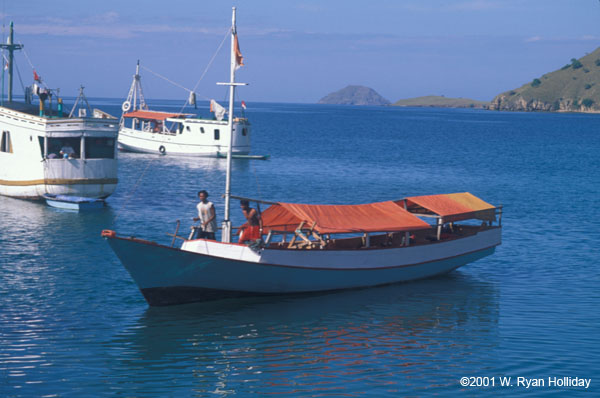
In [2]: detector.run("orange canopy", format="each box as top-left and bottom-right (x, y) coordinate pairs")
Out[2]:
(122, 110), (189, 121)
(402, 192), (496, 223)
(259, 201), (431, 234)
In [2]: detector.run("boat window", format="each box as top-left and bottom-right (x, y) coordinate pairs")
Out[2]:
(200, 127), (205, 134)
(47, 137), (81, 159)
(214, 129), (220, 140)
(242, 127), (247, 136)
(186, 126), (191, 132)
(38, 137), (45, 158)
(85, 137), (115, 159)
(1, 131), (12, 153)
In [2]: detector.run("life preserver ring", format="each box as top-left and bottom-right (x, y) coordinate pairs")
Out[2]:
(159, 145), (166, 155)
(121, 101), (131, 112)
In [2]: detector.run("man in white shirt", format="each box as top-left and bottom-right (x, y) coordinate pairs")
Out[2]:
(193, 190), (217, 240)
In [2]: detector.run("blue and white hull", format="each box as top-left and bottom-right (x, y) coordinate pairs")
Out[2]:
(104, 228), (501, 306)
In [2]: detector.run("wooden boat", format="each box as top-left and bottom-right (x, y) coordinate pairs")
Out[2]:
(43, 194), (104, 210)
(103, 193), (502, 306)
(0, 23), (119, 199)
(102, 9), (502, 306)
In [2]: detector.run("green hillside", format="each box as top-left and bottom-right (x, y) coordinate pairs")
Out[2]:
(392, 95), (488, 108)
(490, 47), (600, 112)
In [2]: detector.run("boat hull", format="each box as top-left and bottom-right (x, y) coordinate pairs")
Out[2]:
(105, 228), (500, 306)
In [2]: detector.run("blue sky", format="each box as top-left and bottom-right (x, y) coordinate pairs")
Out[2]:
(2, 0), (600, 103)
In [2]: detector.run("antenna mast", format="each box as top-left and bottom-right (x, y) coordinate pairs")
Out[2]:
(0, 22), (23, 102)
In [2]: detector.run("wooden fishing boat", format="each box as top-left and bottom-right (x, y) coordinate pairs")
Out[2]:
(102, 193), (502, 306)
(103, 8), (502, 306)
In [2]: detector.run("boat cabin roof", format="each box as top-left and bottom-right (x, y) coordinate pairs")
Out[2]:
(400, 192), (496, 222)
(123, 110), (193, 121)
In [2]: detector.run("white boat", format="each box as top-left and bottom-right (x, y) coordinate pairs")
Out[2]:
(0, 23), (119, 199)
(117, 37), (251, 157)
(102, 8), (503, 307)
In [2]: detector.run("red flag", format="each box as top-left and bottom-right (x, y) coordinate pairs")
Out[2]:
(241, 100), (246, 109)
(234, 33), (244, 70)
(33, 70), (41, 82)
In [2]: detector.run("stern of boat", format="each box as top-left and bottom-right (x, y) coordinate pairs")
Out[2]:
(42, 158), (118, 198)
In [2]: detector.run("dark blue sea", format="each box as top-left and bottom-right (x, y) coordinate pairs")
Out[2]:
(1, 100), (599, 396)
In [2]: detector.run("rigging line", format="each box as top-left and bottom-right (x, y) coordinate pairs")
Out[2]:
(140, 65), (192, 93)
(19, 42), (36, 70)
(176, 28), (231, 115)
(250, 162), (263, 204)
(19, 42), (49, 89)
(13, 57), (25, 93)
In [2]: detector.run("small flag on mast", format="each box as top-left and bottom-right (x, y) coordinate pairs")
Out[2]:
(33, 70), (41, 82)
(241, 100), (247, 110)
(234, 33), (244, 70)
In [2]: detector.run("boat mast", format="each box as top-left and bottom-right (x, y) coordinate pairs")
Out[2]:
(0, 22), (23, 103)
(218, 7), (247, 243)
(122, 60), (147, 113)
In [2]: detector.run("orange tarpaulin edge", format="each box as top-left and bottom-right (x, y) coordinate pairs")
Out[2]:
(403, 192), (496, 223)
(258, 201), (430, 234)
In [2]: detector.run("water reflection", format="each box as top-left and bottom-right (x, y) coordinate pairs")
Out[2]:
(107, 274), (499, 396)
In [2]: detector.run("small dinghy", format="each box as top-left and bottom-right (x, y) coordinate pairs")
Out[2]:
(217, 152), (270, 160)
(42, 194), (105, 210)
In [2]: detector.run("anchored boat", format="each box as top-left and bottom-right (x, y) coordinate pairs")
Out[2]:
(0, 23), (119, 199)
(103, 193), (502, 306)
(117, 16), (251, 157)
(102, 8), (502, 307)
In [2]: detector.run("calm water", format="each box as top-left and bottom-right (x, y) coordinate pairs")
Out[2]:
(1, 101), (599, 396)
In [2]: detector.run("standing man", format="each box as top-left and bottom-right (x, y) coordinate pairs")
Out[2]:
(239, 200), (262, 243)
(193, 190), (217, 240)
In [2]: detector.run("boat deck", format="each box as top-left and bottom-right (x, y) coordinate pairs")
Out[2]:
(265, 224), (495, 251)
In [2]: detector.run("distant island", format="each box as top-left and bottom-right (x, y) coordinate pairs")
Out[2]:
(490, 47), (600, 113)
(392, 95), (488, 109)
(318, 85), (390, 106)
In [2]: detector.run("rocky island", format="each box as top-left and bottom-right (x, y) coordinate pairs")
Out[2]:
(392, 95), (488, 109)
(490, 48), (600, 113)
(318, 85), (390, 106)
